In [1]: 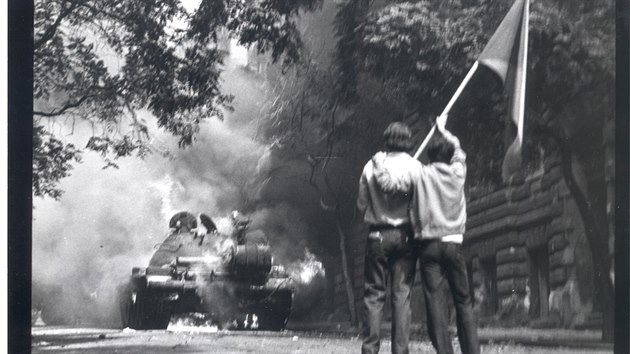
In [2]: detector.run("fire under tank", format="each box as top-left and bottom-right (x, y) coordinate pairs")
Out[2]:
(118, 211), (294, 330)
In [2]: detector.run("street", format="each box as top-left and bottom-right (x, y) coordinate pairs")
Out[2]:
(32, 326), (611, 354)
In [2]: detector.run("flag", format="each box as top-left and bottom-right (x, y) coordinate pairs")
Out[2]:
(478, 0), (529, 180)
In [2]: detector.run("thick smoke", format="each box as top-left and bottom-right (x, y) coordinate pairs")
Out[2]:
(32, 50), (325, 326)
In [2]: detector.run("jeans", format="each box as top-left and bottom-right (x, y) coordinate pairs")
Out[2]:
(419, 240), (480, 354)
(362, 225), (416, 354)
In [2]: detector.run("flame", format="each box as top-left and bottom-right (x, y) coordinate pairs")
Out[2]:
(243, 313), (259, 329)
(288, 248), (325, 285)
(213, 216), (236, 236)
(167, 313), (219, 333)
(150, 175), (183, 222)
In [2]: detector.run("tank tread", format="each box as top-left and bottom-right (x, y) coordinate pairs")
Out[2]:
(119, 283), (172, 330)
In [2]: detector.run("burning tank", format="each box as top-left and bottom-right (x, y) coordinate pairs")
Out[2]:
(118, 211), (294, 330)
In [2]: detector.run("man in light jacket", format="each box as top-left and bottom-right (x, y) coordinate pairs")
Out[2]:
(357, 122), (421, 354)
(374, 115), (479, 354)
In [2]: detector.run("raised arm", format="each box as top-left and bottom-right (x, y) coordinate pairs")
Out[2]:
(436, 114), (466, 176)
(436, 114), (460, 148)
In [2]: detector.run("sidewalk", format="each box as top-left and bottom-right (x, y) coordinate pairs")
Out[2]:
(286, 321), (612, 350)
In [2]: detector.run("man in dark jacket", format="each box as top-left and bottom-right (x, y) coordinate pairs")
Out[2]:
(357, 122), (421, 354)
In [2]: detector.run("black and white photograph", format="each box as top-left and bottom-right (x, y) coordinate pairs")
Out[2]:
(7, 0), (629, 352)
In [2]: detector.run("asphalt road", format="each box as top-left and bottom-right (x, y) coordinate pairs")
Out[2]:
(32, 326), (612, 354)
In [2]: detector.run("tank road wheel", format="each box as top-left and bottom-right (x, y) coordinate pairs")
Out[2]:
(258, 291), (292, 331)
(146, 300), (173, 329)
(260, 308), (290, 331)
(119, 285), (132, 328)
(119, 284), (172, 330)
(119, 284), (143, 329)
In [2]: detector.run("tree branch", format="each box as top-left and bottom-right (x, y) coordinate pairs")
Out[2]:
(33, 94), (91, 117)
(67, 0), (126, 22)
(34, 1), (80, 49)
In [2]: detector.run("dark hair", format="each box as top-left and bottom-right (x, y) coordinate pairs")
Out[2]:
(383, 122), (413, 152)
(427, 131), (455, 163)
(169, 211), (197, 231)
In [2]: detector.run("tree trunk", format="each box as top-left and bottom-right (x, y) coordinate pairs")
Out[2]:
(551, 130), (614, 342)
(335, 218), (358, 325)
(305, 158), (357, 325)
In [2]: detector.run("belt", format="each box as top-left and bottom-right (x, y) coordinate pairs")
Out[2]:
(368, 224), (411, 232)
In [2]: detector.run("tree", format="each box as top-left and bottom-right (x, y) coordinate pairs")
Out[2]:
(356, 0), (615, 341)
(527, 0), (615, 340)
(258, 54), (360, 323)
(33, 0), (321, 199)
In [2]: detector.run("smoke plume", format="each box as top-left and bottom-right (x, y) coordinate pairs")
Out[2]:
(32, 51), (326, 326)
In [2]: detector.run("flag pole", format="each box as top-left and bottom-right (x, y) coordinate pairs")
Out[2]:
(413, 61), (479, 159)
(516, 0), (529, 144)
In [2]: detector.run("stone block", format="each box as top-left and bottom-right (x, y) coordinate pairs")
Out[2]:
(550, 248), (574, 270)
(477, 239), (498, 259)
(507, 173), (527, 186)
(472, 271), (483, 287)
(497, 261), (529, 280)
(498, 277), (528, 296)
(469, 190), (509, 216)
(549, 250), (564, 269)
(467, 200), (486, 216)
(550, 267), (567, 288)
(467, 204), (513, 229)
(467, 218), (509, 240)
(515, 193), (554, 215)
(541, 166), (563, 190)
(515, 204), (562, 230)
(548, 219), (573, 235)
(548, 233), (568, 253)
(529, 177), (543, 194)
(544, 156), (562, 171)
(470, 257), (480, 271)
(525, 225), (549, 249)
(508, 183), (531, 202)
(494, 231), (523, 251)
(496, 246), (528, 265)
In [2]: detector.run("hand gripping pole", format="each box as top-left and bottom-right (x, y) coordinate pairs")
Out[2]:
(413, 61), (479, 159)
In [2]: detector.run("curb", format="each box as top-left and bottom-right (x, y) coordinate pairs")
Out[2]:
(286, 322), (613, 350)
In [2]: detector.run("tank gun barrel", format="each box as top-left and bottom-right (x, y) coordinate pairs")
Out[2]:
(175, 256), (220, 267)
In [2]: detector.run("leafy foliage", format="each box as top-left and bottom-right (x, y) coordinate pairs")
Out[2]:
(32, 125), (82, 200)
(33, 0), (321, 198)
(528, 0), (614, 135)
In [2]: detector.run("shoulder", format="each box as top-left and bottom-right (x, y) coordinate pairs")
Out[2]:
(361, 160), (374, 178)
(400, 154), (422, 175)
(363, 159), (374, 171)
(396, 153), (420, 165)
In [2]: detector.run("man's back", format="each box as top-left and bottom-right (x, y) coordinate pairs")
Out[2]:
(357, 152), (421, 227)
